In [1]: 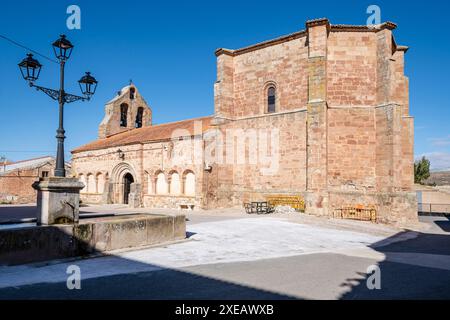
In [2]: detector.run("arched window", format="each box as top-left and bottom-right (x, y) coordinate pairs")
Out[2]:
(156, 172), (168, 195)
(184, 171), (195, 196)
(169, 172), (181, 195)
(120, 103), (128, 127)
(267, 86), (276, 113)
(135, 107), (144, 128)
(129, 87), (135, 100)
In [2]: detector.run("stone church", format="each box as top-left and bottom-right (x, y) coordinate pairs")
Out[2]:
(71, 18), (417, 224)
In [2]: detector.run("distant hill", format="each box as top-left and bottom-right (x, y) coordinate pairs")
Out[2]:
(425, 171), (450, 186)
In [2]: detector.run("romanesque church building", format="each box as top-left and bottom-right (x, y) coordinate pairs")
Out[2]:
(71, 18), (417, 224)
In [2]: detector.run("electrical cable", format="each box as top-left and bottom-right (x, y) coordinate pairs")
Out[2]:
(0, 33), (58, 64)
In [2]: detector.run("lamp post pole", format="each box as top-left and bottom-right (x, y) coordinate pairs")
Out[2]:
(55, 60), (66, 177)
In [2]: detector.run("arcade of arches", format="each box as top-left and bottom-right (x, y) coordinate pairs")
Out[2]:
(76, 167), (196, 207)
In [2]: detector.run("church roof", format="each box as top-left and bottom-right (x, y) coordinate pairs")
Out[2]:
(215, 18), (398, 57)
(0, 156), (55, 174)
(72, 116), (214, 154)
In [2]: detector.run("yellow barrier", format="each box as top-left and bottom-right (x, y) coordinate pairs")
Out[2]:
(266, 195), (305, 212)
(333, 205), (377, 222)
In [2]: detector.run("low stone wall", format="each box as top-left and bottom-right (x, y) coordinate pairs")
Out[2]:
(327, 191), (418, 226)
(227, 189), (418, 226)
(0, 193), (18, 204)
(0, 192), (34, 205)
(143, 194), (199, 209)
(80, 193), (103, 204)
(0, 214), (186, 266)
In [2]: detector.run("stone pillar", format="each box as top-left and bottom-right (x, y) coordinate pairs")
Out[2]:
(373, 26), (417, 224)
(305, 19), (329, 215)
(213, 49), (234, 125)
(128, 183), (142, 208)
(375, 28), (412, 193)
(32, 177), (84, 225)
(104, 182), (114, 204)
(391, 47), (414, 191)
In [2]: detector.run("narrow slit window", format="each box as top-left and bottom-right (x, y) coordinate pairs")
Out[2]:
(267, 87), (276, 113)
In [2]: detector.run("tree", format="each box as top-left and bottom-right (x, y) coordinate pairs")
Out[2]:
(414, 156), (431, 184)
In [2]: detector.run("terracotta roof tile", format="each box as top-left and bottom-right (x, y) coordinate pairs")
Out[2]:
(72, 116), (213, 153)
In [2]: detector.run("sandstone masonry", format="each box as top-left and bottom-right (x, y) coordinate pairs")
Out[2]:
(71, 18), (417, 225)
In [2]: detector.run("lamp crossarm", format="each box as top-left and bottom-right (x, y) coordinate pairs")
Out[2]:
(30, 83), (60, 101)
(64, 92), (88, 104)
(29, 83), (88, 103)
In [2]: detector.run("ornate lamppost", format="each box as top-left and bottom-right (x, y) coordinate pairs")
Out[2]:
(18, 35), (97, 177)
(18, 35), (97, 225)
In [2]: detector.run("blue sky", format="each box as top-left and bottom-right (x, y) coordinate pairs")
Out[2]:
(0, 0), (449, 170)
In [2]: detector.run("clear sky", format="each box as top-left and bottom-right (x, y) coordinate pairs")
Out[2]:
(0, 0), (449, 170)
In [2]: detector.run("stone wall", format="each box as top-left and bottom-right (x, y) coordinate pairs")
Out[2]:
(211, 19), (417, 224)
(80, 193), (103, 204)
(143, 195), (199, 209)
(328, 190), (417, 226)
(327, 32), (377, 106)
(0, 214), (186, 266)
(207, 111), (307, 208)
(72, 19), (417, 225)
(73, 135), (205, 209)
(0, 163), (55, 204)
(98, 85), (152, 139)
(327, 107), (376, 192)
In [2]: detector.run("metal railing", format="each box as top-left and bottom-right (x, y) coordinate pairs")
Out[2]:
(333, 206), (377, 222)
(418, 203), (450, 214)
(266, 195), (305, 212)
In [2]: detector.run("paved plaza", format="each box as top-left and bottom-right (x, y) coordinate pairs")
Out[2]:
(0, 205), (449, 299)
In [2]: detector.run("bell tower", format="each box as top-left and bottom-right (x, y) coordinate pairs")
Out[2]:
(98, 85), (152, 139)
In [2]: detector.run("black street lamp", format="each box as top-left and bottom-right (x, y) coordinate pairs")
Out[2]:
(78, 72), (98, 97)
(18, 54), (42, 82)
(18, 34), (97, 178)
(52, 34), (73, 61)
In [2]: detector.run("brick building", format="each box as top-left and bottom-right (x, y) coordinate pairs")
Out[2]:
(0, 156), (70, 204)
(71, 18), (417, 224)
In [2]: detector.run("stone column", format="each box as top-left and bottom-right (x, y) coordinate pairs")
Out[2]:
(213, 49), (234, 125)
(373, 26), (417, 224)
(32, 177), (84, 225)
(305, 19), (330, 216)
(104, 182), (114, 204)
(128, 183), (142, 208)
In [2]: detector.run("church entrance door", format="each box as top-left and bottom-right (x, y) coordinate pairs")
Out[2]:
(123, 173), (134, 204)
